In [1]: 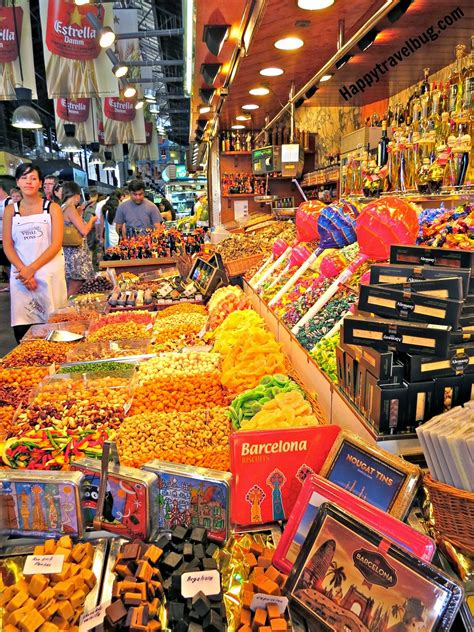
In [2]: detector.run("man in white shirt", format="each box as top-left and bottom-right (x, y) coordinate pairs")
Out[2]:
(0, 180), (12, 287)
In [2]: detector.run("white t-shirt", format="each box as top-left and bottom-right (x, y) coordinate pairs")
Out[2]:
(0, 196), (12, 241)
(95, 197), (108, 224)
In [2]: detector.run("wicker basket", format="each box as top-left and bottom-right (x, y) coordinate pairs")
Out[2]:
(225, 254), (264, 278)
(423, 473), (474, 553)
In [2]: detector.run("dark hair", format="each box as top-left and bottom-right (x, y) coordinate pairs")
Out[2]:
(0, 180), (9, 193)
(128, 179), (145, 193)
(88, 187), (98, 197)
(15, 163), (42, 181)
(104, 195), (120, 224)
(44, 174), (58, 183)
(10, 187), (21, 194)
(61, 181), (81, 204)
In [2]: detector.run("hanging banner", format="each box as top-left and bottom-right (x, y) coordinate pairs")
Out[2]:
(0, 0), (37, 100)
(128, 120), (159, 162)
(113, 8), (141, 83)
(40, 0), (118, 98)
(102, 96), (146, 144)
(54, 97), (97, 143)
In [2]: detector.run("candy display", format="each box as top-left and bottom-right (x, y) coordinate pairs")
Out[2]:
(238, 390), (319, 431)
(77, 274), (114, 294)
(311, 332), (340, 383)
(206, 285), (251, 331)
(104, 227), (182, 260)
(417, 203), (474, 249)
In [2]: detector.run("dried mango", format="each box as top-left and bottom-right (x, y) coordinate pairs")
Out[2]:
(239, 390), (319, 431)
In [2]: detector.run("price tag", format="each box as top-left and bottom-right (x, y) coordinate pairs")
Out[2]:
(23, 555), (64, 575)
(181, 570), (221, 598)
(250, 594), (288, 613)
(79, 601), (111, 632)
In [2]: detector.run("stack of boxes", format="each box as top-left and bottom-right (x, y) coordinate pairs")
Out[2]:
(337, 246), (474, 436)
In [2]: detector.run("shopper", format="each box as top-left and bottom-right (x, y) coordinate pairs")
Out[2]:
(43, 175), (58, 202)
(2, 164), (67, 343)
(52, 181), (64, 204)
(0, 180), (12, 286)
(159, 197), (176, 221)
(9, 187), (22, 204)
(83, 187), (102, 268)
(61, 181), (96, 297)
(115, 179), (162, 238)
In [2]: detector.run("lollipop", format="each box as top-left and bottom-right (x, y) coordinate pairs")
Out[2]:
(249, 238), (290, 287)
(269, 202), (357, 307)
(253, 200), (322, 291)
(292, 197), (419, 333)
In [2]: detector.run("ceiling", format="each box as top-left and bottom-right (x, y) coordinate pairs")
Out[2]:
(190, 0), (473, 137)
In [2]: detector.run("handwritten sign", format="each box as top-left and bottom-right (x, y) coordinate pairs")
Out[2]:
(24, 555), (64, 575)
(79, 601), (111, 632)
(181, 570), (221, 598)
(250, 594), (288, 613)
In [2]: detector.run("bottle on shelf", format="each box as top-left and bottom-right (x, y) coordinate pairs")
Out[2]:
(463, 35), (474, 114)
(449, 44), (466, 116)
(377, 119), (389, 168)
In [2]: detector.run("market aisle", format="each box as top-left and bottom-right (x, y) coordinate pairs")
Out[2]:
(0, 285), (17, 355)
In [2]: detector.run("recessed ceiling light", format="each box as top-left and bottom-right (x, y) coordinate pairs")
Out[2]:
(320, 74), (333, 82)
(274, 37), (304, 50)
(236, 114), (251, 121)
(249, 87), (270, 96)
(232, 124), (246, 129)
(260, 67), (284, 77)
(242, 103), (259, 110)
(297, 0), (335, 9)
(199, 105), (211, 114)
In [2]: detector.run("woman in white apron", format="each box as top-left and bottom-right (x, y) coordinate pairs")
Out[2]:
(2, 163), (67, 343)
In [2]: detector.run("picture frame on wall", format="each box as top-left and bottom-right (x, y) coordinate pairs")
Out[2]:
(319, 431), (421, 519)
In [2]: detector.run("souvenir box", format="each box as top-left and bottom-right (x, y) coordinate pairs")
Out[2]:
(0, 471), (84, 538)
(343, 314), (451, 357)
(401, 344), (474, 382)
(390, 244), (474, 272)
(319, 431), (421, 519)
(273, 474), (435, 574)
(406, 380), (435, 427)
(286, 503), (463, 632)
(369, 263), (471, 297)
(71, 456), (157, 541)
(380, 276), (464, 301)
(230, 425), (341, 527)
(369, 382), (409, 435)
(338, 337), (393, 380)
(358, 284), (462, 328)
(432, 375), (464, 416)
(141, 459), (232, 543)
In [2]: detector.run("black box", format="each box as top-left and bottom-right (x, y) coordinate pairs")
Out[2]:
(406, 380), (435, 427)
(364, 369), (378, 418)
(345, 351), (355, 398)
(390, 245), (474, 272)
(390, 362), (404, 385)
(370, 382), (408, 435)
(343, 315), (451, 356)
(449, 330), (474, 345)
(369, 264), (471, 298)
(401, 345), (474, 382)
(431, 375), (464, 415)
(338, 335), (393, 380)
(335, 345), (345, 388)
(358, 283), (462, 328)
(461, 373), (474, 404)
(380, 277), (464, 301)
(355, 363), (366, 412)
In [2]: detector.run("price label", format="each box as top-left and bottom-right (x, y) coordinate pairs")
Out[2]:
(250, 593), (288, 613)
(79, 601), (111, 632)
(181, 570), (221, 598)
(23, 555), (64, 575)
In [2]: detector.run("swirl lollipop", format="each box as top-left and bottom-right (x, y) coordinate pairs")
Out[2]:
(249, 238), (290, 287)
(293, 197), (419, 333)
(269, 201), (357, 306)
(252, 200), (322, 290)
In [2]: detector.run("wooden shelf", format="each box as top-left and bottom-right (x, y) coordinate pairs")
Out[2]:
(302, 179), (339, 188)
(221, 151), (252, 155)
(222, 193), (259, 198)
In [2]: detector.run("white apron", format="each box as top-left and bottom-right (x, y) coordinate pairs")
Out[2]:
(10, 201), (67, 327)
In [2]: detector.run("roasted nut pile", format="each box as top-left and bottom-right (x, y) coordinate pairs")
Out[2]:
(117, 407), (231, 471)
(2, 341), (71, 367)
(87, 321), (152, 343)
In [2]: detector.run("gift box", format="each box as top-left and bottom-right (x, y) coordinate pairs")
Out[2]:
(390, 244), (474, 272)
(370, 263), (471, 297)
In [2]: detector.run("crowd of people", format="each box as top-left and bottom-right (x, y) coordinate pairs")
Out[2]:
(0, 164), (177, 342)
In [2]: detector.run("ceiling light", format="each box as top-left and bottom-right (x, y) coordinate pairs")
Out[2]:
(144, 89), (156, 102)
(203, 24), (230, 56)
(11, 88), (42, 129)
(335, 53), (353, 69)
(294, 97), (305, 109)
(62, 138), (82, 153)
(358, 28), (378, 51)
(236, 114), (251, 121)
(149, 103), (159, 114)
(231, 124), (245, 129)
(200, 63), (222, 86)
(260, 67), (284, 77)
(320, 74), (332, 81)
(86, 14), (115, 48)
(199, 105), (211, 114)
(113, 64), (128, 78)
(199, 88), (215, 105)
(103, 152), (116, 171)
(135, 99), (144, 110)
(242, 103), (259, 110)
(123, 85), (136, 98)
(387, 0), (414, 23)
(75, 0), (90, 4)
(297, 0), (334, 9)
(274, 37), (304, 50)
(89, 151), (103, 165)
(249, 87), (269, 96)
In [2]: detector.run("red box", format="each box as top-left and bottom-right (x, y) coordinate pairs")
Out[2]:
(230, 425), (341, 527)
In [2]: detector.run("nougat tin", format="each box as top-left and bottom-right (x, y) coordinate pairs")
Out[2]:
(0, 471), (84, 538)
(142, 459), (231, 543)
